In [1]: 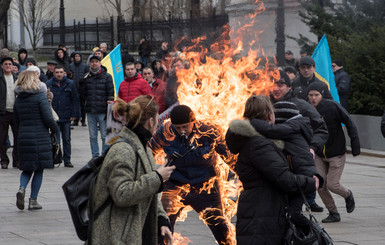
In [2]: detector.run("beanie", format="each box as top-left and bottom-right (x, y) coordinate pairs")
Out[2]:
(275, 70), (292, 87)
(308, 81), (327, 97)
(170, 105), (196, 125)
(332, 59), (343, 67)
(274, 101), (300, 124)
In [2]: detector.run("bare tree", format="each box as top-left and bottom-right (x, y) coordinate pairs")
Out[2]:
(0, 0), (12, 49)
(96, 0), (130, 18)
(13, 0), (56, 52)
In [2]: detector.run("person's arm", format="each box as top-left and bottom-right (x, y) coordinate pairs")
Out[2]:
(148, 124), (167, 156)
(250, 118), (297, 140)
(40, 94), (58, 134)
(106, 74), (115, 101)
(336, 73), (351, 96)
(70, 81), (80, 120)
(335, 101), (360, 156)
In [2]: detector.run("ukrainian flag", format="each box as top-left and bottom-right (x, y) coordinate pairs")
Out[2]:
(101, 44), (124, 99)
(312, 35), (340, 103)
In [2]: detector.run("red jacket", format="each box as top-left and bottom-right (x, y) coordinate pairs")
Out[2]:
(118, 73), (152, 102)
(151, 78), (166, 113)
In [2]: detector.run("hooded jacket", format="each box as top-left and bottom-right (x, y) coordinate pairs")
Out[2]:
(225, 119), (316, 245)
(314, 99), (360, 158)
(14, 84), (58, 171)
(80, 65), (114, 114)
(118, 73), (152, 103)
(69, 51), (89, 91)
(18, 48), (28, 66)
(334, 68), (351, 109)
(54, 48), (71, 76)
(292, 74), (333, 101)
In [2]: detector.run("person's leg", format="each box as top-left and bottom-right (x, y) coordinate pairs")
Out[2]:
(188, 183), (231, 245)
(0, 112), (11, 167)
(17, 171), (33, 210)
(80, 96), (86, 125)
(315, 155), (338, 213)
(288, 194), (311, 235)
(61, 122), (71, 163)
(325, 154), (350, 198)
(97, 113), (109, 154)
(56, 122), (62, 147)
(30, 169), (43, 199)
(20, 171), (33, 188)
(10, 113), (18, 167)
(87, 113), (99, 158)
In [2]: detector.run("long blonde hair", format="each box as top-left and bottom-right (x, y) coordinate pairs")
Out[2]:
(113, 95), (158, 129)
(15, 70), (40, 91)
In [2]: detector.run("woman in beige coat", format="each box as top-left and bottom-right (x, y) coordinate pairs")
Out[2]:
(88, 95), (175, 245)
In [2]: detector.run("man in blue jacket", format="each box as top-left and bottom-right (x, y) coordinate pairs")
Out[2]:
(149, 105), (234, 245)
(46, 65), (79, 167)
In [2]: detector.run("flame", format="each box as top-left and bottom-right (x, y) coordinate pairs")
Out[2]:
(157, 1), (280, 244)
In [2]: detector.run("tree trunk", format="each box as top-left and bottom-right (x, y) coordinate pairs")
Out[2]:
(0, 0), (12, 49)
(275, 0), (285, 67)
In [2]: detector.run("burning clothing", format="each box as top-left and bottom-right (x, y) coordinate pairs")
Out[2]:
(225, 119), (316, 245)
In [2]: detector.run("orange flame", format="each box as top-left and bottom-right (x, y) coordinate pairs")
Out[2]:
(157, 1), (280, 244)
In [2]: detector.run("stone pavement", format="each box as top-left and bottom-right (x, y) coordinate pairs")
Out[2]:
(0, 125), (385, 245)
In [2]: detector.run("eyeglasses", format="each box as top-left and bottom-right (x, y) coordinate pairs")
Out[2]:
(144, 95), (154, 110)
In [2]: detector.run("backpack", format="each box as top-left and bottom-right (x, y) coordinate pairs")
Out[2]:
(62, 138), (138, 242)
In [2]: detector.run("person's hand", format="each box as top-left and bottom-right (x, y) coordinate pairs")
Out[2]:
(160, 226), (173, 245)
(70, 117), (76, 121)
(309, 148), (315, 159)
(107, 100), (114, 104)
(313, 175), (319, 190)
(157, 164), (176, 181)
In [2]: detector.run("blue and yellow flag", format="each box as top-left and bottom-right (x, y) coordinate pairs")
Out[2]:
(101, 44), (124, 99)
(312, 35), (340, 103)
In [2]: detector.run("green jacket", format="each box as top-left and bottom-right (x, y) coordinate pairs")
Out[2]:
(89, 127), (168, 245)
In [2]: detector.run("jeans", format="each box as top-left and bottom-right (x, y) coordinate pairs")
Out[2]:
(20, 169), (43, 199)
(87, 113), (108, 158)
(56, 122), (71, 163)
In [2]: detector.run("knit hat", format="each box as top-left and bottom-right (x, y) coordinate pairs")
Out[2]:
(27, 65), (41, 76)
(275, 70), (292, 87)
(274, 101), (300, 124)
(332, 59), (343, 67)
(308, 81), (327, 97)
(170, 105), (196, 125)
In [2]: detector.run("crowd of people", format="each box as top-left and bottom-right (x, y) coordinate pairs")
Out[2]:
(1, 39), (383, 245)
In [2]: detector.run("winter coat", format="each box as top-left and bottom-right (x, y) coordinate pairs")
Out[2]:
(250, 115), (320, 177)
(0, 72), (17, 114)
(225, 119), (316, 245)
(151, 78), (166, 113)
(149, 121), (231, 185)
(46, 77), (79, 123)
(118, 73), (152, 103)
(314, 99), (360, 158)
(18, 48), (28, 66)
(89, 126), (168, 245)
(334, 68), (351, 109)
(14, 85), (58, 171)
(138, 40), (152, 58)
(382, 111), (385, 138)
(54, 49), (71, 76)
(80, 66), (114, 114)
(69, 52), (89, 91)
(271, 92), (329, 154)
(292, 74), (333, 101)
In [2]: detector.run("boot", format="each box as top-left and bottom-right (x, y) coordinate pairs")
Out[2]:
(345, 189), (355, 213)
(16, 187), (25, 210)
(28, 198), (42, 210)
(322, 211), (340, 223)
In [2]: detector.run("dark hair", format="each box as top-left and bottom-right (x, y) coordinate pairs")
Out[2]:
(243, 95), (274, 121)
(113, 96), (158, 129)
(125, 62), (135, 68)
(143, 67), (153, 73)
(54, 65), (65, 71)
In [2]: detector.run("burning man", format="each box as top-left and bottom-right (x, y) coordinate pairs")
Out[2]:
(149, 105), (234, 245)
(225, 95), (319, 245)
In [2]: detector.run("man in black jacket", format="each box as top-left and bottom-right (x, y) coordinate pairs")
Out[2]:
(79, 56), (114, 158)
(292, 56), (332, 101)
(332, 59), (351, 109)
(271, 71), (328, 212)
(308, 81), (360, 223)
(382, 111), (385, 138)
(0, 57), (19, 169)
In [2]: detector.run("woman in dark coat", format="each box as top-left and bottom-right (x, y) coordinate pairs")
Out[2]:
(225, 95), (318, 245)
(14, 71), (58, 211)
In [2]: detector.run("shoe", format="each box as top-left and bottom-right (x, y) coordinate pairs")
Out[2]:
(310, 203), (324, 212)
(13, 161), (19, 168)
(81, 122), (87, 127)
(71, 126), (74, 130)
(16, 187), (25, 210)
(1, 163), (8, 169)
(322, 211), (340, 223)
(64, 162), (74, 168)
(28, 198), (42, 210)
(71, 121), (79, 126)
(345, 189), (355, 213)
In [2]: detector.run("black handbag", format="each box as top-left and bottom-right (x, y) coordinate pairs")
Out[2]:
(285, 179), (334, 245)
(51, 133), (62, 167)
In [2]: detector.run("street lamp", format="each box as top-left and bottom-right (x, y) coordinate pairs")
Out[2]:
(60, 0), (65, 44)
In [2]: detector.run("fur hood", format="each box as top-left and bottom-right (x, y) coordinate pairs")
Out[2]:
(226, 119), (284, 154)
(15, 81), (47, 95)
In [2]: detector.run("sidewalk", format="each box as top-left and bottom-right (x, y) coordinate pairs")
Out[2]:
(0, 125), (384, 244)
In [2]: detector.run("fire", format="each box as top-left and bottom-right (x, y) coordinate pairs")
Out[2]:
(157, 1), (280, 244)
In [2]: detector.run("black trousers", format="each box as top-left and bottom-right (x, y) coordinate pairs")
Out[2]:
(288, 193), (311, 235)
(0, 112), (19, 166)
(159, 181), (230, 245)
